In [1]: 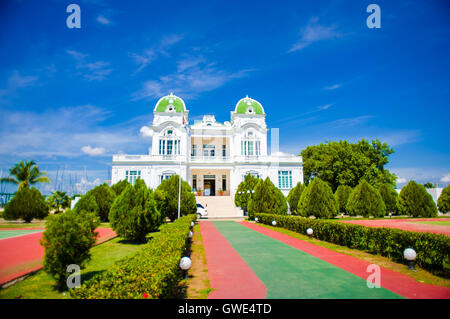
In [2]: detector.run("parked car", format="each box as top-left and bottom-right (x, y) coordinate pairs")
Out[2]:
(196, 203), (208, 219)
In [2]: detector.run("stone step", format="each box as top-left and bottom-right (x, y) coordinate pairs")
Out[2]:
(195, 196), (243, 218)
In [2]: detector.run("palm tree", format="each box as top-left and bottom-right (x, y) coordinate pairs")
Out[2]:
(47, 191), (70, 214)
(0, 160), (50, 190)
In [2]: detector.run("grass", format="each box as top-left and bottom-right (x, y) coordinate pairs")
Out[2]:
(0, 219), (46, 229)
(0, 236), (146, 299)
(185, 223), (213, 299)
(409, 220), (450, 226)
(251, 222), (450, 288)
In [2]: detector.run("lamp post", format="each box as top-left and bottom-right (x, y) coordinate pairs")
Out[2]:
(389, 212), (392, 219)
(178, 161), (181, 219)
(307, 228), (313, 239)
(403, 248), (417, 271)
(179, 256), (192, 279)
(272, 220), (277, 226)
(255, 217), (258, 223)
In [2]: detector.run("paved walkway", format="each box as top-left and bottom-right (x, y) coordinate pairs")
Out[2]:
(0, 228), (116, 286)
(341, 218), (450, 236)
(201, 221), (450, 299)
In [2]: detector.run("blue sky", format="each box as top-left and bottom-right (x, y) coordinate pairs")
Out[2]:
(0, 0), (449, 194)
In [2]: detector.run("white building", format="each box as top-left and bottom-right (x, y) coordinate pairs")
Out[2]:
(111, 93), (303, 201)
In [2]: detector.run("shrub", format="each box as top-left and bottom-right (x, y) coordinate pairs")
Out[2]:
(3, 187), (49, 222)
(298, 178), (337, 218)
(398, 181), (438, 217)
(437, 185), (450, 213)
(287, 182), (305, 215)
(378, 183), (399, 214)
(346, 180), (386, 217)
(71, 214), (196, 299)
(234, 174), (260, 211)
(40, 209), (100, 289)
(111, 179), (130, 196)
(154, 175), (197, 221)
(74, 184), (116, 222)
(247, 177), (287, 220)
(334, 185), (353, 214)
(255, 213), (450, 277)
(109, 179), (162, 242)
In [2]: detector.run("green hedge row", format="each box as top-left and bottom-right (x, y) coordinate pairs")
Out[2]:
(71, 214), (196, 299)
(255, 213), (450, 277)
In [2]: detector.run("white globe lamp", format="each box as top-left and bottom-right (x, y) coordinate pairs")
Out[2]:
(307, 228), (313, 239)
(272, 220), (276, 226)
(188, 231), (193, 238)
(254, 217), (258, 223)
(179, 257), (192, 271)
(403, 248), (417, 271)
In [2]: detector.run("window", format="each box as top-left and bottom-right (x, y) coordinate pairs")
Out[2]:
(126, 170), (141, 185)
(222, 174), (227, 191)
(222, 145), (226, 157)
(278, 171), (292, 189)
(191, 145), (197, 157)
(160, 171), (175, 183)
(248, 141), (254, 156)
(159, 137), (180, 155)
(167, 140), (173, 155)
(193, 175), (197, 191)
(203, 145), (215, 157)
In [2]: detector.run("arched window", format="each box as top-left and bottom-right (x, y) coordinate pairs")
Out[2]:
(159, 128), (180, 155)
(241, 130), (261, 156)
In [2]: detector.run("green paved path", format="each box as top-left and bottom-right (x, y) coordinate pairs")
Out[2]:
(212, 221), (403, 299)
(0, 230), (43, 240)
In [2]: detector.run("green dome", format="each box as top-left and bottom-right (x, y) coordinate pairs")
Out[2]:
(154, 93), (186, 113)
(235, 96), (264, 115)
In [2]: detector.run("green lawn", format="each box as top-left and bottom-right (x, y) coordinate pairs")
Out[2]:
(410, 221), (450, 226)
(0, 236), (146, 299)
(0, 230), (43, 239)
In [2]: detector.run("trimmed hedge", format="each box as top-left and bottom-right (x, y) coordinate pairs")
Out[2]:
(255, 213), (450, 277)
(71, 214), (196, 299)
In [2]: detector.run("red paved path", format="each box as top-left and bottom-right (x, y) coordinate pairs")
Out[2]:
(200, 221), (266, 299)
(0, 228), (116, 286)
(241, 222), (450, 299)
(341, 218), (450, 236)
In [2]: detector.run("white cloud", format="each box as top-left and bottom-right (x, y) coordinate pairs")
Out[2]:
(97, 15), (111, 25)
(66, 50), (112, 81)
(318, 104), (333, 110)
(81, 145), (106, 156)
(441, 173), (450, 182)
(288, 17), (343, 53)
(140, 126), (153, 138)
(397, 177), (407, 183)
(0, 70), (39, 102)
(324, 84), (341, 90)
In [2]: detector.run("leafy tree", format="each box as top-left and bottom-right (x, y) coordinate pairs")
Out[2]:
(0, 160), (50, 190)
(234, 174), (260, 213)
(346, 180), (386, 217)
(423, 182), (434, 189)
(378, 183), (399, 214)
(398, 181), (438, 217)
(301, 139), (396, 191)
(40, 209), (100, 289)
(298, 178), (338, 219)
(334, 185), (353, 214)
(47, 191), (71, 214)
(287, 182), (305, 215)
(247, 177), (288, 219)
(437, 185), (450, 213)
(110, 179), (163, 241)
(74, 184), (116, 221)
(111, 179), (130, 196)
(4, 187), (49, 222)
(154, 175), (197, 221)
(74, 193), (99, 216)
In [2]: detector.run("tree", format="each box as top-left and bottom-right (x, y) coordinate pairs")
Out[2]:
(234, 174), (260, 213)
(247, 177), (288, 219)
(437, 185), (450, 213)
(74, 184), (116, 221)
(298, 178), (338, 219)
(154, 175), (197, 221)
(287, 182), (305, 215)
(378, 183), (399, 214)
(40, 209), (100, 289)
(111, 179), (130, 196)
(346, 180), (386, 217)
(423, 182), (434, 189)
(334, 185), (353, 214)
(4, 187), (49, 222)
(301, 139), (396, 191)
(110, 179), (163, 242)
(398, 181), (438, 217)
(0, 160), (50, 190)
(47, 191), (71, 214)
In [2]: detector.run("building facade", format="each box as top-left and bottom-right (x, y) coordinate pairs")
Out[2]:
(111, 93), (303, 198)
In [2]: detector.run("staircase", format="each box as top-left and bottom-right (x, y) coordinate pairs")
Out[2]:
(195, 196), (243, 218)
